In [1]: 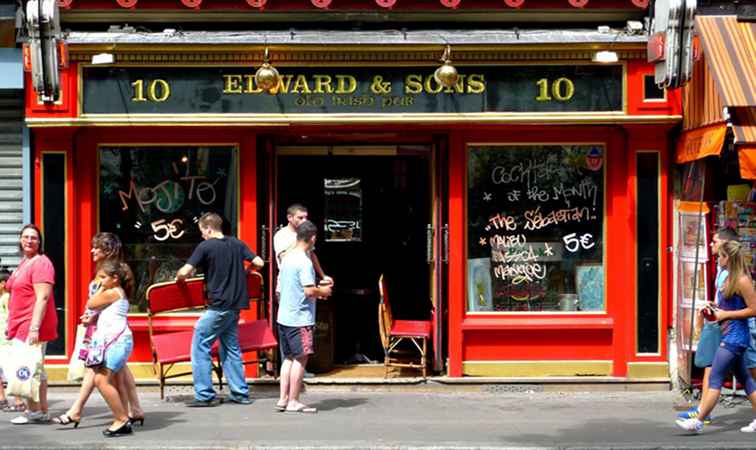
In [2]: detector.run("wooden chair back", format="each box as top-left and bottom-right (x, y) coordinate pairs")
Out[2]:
(378, 274), (393, 350)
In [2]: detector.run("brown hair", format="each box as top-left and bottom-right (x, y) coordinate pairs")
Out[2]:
(18, 224), (43, 255)
(199, 212), (223, 231)
(92, 232), (133, 299)
(91, 232), (124, 262)
(720, 240), (752, 299)
(98, 259), (135, 299)
(287, 203), (307, 216)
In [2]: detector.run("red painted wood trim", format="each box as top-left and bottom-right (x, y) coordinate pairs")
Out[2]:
(447, 131), (465, 377)
(461, 316), (614, 331)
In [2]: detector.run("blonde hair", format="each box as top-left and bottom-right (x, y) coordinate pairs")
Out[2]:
(720, 240), (752, 299)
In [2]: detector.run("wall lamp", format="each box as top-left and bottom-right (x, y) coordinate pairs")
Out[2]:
(592, 50), (618, 63)
(434, 45), (459, 89)
(255, 47), (281, 94)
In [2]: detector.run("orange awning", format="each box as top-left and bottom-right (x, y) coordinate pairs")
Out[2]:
(696, 16), (756, 107)
(675, 123), (727, 163)
(738, 146), (756, 180)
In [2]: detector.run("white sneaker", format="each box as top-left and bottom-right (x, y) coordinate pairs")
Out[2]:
(675, 417), (704, 434)
(11, 410), (50, 425)
(741, 419), (756, 433)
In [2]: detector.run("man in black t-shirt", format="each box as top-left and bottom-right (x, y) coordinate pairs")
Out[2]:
(176, 212), (264, 407)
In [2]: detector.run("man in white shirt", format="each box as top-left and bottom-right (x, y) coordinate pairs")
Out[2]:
(274, 204), (331, 286)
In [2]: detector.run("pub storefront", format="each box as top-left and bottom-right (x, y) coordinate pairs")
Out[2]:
(27, 29), (681, 381)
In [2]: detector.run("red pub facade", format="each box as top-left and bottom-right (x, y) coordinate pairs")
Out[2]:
(26, 0), (681, 383)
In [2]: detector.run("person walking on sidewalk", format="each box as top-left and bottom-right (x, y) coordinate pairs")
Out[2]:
(678, 227), (740, 425)
(676, 240), (756, 434)
(7, 224), (58, 425)
(276, 220), (332, 413)
(176, 212), (264, 407)
(86, 260), (135, 437)
(52, 232), (144, 428)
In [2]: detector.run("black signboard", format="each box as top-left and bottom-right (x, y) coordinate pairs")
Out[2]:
(82, 65), (623, 115)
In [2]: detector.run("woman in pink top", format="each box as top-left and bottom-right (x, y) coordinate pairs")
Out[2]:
(6, 224), (58, 425)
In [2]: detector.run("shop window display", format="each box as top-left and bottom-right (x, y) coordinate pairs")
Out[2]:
(99, 145), (238, 312)
(467, 144), (605, 313)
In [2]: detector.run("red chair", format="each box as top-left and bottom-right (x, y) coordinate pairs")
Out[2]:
(146, 272), (277, 399)
(378, 274), (432, 378)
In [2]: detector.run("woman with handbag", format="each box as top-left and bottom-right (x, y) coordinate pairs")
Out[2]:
(53, 232), (143, 428)
(85, 260), (134, 437)
(6, 224), (58, 425)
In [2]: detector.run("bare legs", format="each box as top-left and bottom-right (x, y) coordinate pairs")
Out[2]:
(25, 380), (48, 414)
(93, 367), (129, 430)
(280, 355), (311, 411)
(63, 365), (142, 421)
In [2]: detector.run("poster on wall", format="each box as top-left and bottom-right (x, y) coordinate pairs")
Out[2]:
(99, 146), (238, 311)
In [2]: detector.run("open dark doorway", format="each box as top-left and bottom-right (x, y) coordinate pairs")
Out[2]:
(276, 147), (432, 374)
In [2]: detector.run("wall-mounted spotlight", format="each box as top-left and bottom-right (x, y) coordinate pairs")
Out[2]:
(255, 47), (281, 94)
(592, 50), (618, 63)
(434, 45), (459, 89)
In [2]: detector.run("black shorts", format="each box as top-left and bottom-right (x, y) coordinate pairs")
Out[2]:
(277, 324), (314, 358)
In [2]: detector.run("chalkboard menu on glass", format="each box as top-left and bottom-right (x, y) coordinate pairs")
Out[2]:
(99, 146), (238, 312)
(467, 144), (605, 313)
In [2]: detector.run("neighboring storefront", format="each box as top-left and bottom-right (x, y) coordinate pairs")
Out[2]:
(672, 14), (756, 389)
(26, 3), (682, 382)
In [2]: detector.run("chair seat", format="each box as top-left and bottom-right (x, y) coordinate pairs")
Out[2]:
(390, 319), (432, 338)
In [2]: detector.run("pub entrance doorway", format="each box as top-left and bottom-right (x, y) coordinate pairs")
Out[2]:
(270, 145), (438, 377)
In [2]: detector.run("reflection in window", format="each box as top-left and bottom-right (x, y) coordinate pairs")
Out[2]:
(99, 146), (238, 312)
(467, 144), (605, 313)
(324, 178), (362, 242)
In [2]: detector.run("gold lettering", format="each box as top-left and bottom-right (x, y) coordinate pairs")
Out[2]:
(467, 74), (486, 94)
(223, 75), (243, 94)
(444, 74), (466, 94)
(335, 75), (357, 94)
(424, 75), (444, 94)
(292, 75), (312, 94)
(148, 79), (171, 102)
(313, 75), (333, 94)
(278, 75), (294, 94)
(243, 74), (262, 94)
(404, 74), (423, 95)
(131, 79), (147, 102)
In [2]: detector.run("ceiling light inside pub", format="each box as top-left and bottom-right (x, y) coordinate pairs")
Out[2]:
(592, 51), (618, 63)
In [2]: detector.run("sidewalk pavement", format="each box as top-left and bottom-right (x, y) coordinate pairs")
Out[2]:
(2, 386), (756, 450)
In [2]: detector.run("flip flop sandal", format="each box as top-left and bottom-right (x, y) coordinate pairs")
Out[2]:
(0, 400), (8, 410)
(285, 405), (317, 414)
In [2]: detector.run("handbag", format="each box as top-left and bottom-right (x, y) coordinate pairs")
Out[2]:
(694, 321), (721, 368)
(66, 325), (89, 382)
(3, 341), (43, 402)
(84, 328), (125, 368)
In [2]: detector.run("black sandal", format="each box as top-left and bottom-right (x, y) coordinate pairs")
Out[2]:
(52, 414), (80, 428)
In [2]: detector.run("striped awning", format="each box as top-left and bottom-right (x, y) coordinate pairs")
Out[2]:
(733, 107), (756, 145)
(695, 15), (756, 107)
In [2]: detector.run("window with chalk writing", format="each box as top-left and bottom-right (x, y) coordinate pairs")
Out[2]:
(467, 144), (605, 313)
(99, 145), (238, 312)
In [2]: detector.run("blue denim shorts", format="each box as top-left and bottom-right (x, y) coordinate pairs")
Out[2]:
(746, 335), (756, 369)
(104, 334), (133, 373)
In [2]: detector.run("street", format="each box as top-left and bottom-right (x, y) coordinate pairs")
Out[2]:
(2, 387), (756, 449)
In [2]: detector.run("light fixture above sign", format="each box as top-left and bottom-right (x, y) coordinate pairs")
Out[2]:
(434, 45), (459, 89)
(255, 47), (281, 94)
(593, 51), (619, 63)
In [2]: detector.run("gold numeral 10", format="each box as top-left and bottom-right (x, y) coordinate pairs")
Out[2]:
(131, 79), (171, 102)
(535, 77), (575, 102)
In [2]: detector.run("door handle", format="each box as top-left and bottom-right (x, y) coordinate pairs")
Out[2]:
(426, 224), (434, 264)
(260, 225), (268, 262)
(442, 224), (449, 263)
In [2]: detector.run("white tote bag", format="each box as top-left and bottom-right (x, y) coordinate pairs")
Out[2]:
(66, 325), (88, 382)
(4, 341), (43, 402)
